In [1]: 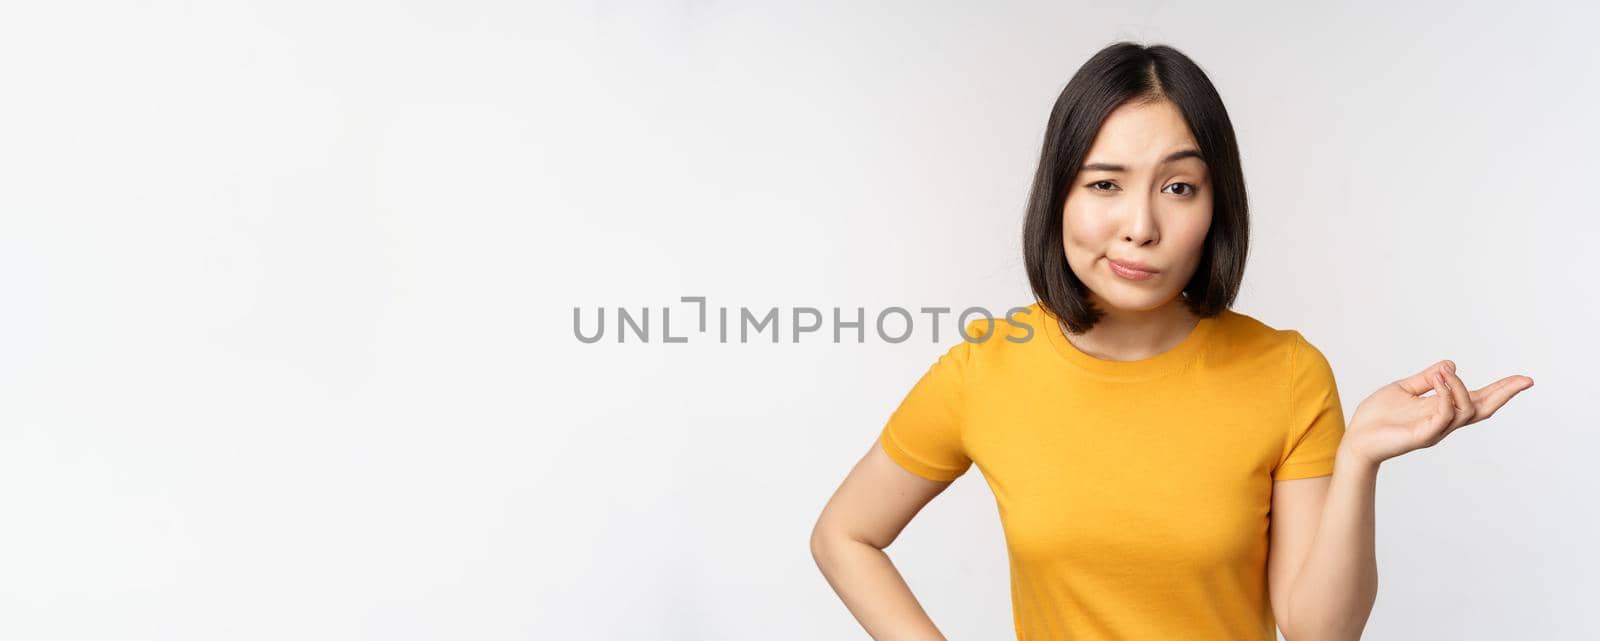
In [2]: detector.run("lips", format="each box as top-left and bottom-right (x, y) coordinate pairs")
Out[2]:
(1108, 258), (1159, 274)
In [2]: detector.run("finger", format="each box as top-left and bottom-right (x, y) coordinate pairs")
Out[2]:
(1426, 369), (1454, 438)
(1396, 360), (1454, 396)
(1469, 374), (1535, 420)
(1439, 361), (1475, 430)
(1468, 375), (1534, 406)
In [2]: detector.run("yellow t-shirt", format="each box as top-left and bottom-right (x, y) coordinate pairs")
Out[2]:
(879, 302), (1346, 641)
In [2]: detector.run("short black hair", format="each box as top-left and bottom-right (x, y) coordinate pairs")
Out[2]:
(1022, 41), (1249, 334)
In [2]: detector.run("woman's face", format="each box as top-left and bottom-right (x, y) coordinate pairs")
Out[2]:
(1062, 98), (1213, 316)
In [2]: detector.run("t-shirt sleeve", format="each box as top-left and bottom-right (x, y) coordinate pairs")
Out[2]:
(1274, 331), (1347, 480)
(877, 322), (982, 482)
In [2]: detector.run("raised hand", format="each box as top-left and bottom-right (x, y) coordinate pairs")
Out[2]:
(1341, 360), (1534, 466)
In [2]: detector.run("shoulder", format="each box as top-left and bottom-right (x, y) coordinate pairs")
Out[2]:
(936, 303), (1048, 374)
(1204, 309), (1332, 375)
(962, 302), (1050, 350)
(1204, 311), (1342, 422)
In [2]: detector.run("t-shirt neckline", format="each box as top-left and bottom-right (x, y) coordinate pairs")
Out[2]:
(1038, 303), (1219, 382)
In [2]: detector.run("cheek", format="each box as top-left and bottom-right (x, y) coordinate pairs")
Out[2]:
(1179, 209), (1214, 250)
(1061, 202), (1116, 250)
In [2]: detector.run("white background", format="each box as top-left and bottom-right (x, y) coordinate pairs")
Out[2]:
(1, 1), (1595, 639)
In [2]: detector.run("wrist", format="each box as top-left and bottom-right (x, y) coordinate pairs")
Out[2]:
(1336, 441), (1381, 475)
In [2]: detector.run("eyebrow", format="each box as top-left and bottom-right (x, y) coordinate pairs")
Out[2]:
(1080, 149), (1204, 172)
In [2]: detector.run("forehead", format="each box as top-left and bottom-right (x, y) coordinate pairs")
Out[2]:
(1084, 99), (1203, 165)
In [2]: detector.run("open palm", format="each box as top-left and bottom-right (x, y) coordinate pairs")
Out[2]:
(1343, 360), (1534, 465)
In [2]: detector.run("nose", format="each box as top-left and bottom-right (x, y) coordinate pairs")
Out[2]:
(1122, 191), (1159, 247)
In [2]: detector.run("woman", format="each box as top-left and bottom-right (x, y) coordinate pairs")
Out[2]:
(809, 41), (1534, 641)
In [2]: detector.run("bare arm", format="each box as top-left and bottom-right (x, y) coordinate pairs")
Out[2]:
(1268, 453), (1380, 641)
(810, 437), (958, 641)
(1272, 359), (1533, 640)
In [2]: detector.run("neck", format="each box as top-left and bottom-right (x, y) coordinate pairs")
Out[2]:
(1063, 298), (1203, 362)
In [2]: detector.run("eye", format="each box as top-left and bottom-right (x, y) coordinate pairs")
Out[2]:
(1087, 180), (1119, 192)
(1164, 182), (1199, 196)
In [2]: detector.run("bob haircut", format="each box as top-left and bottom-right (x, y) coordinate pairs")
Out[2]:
(1022, 41), (1249, 335)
